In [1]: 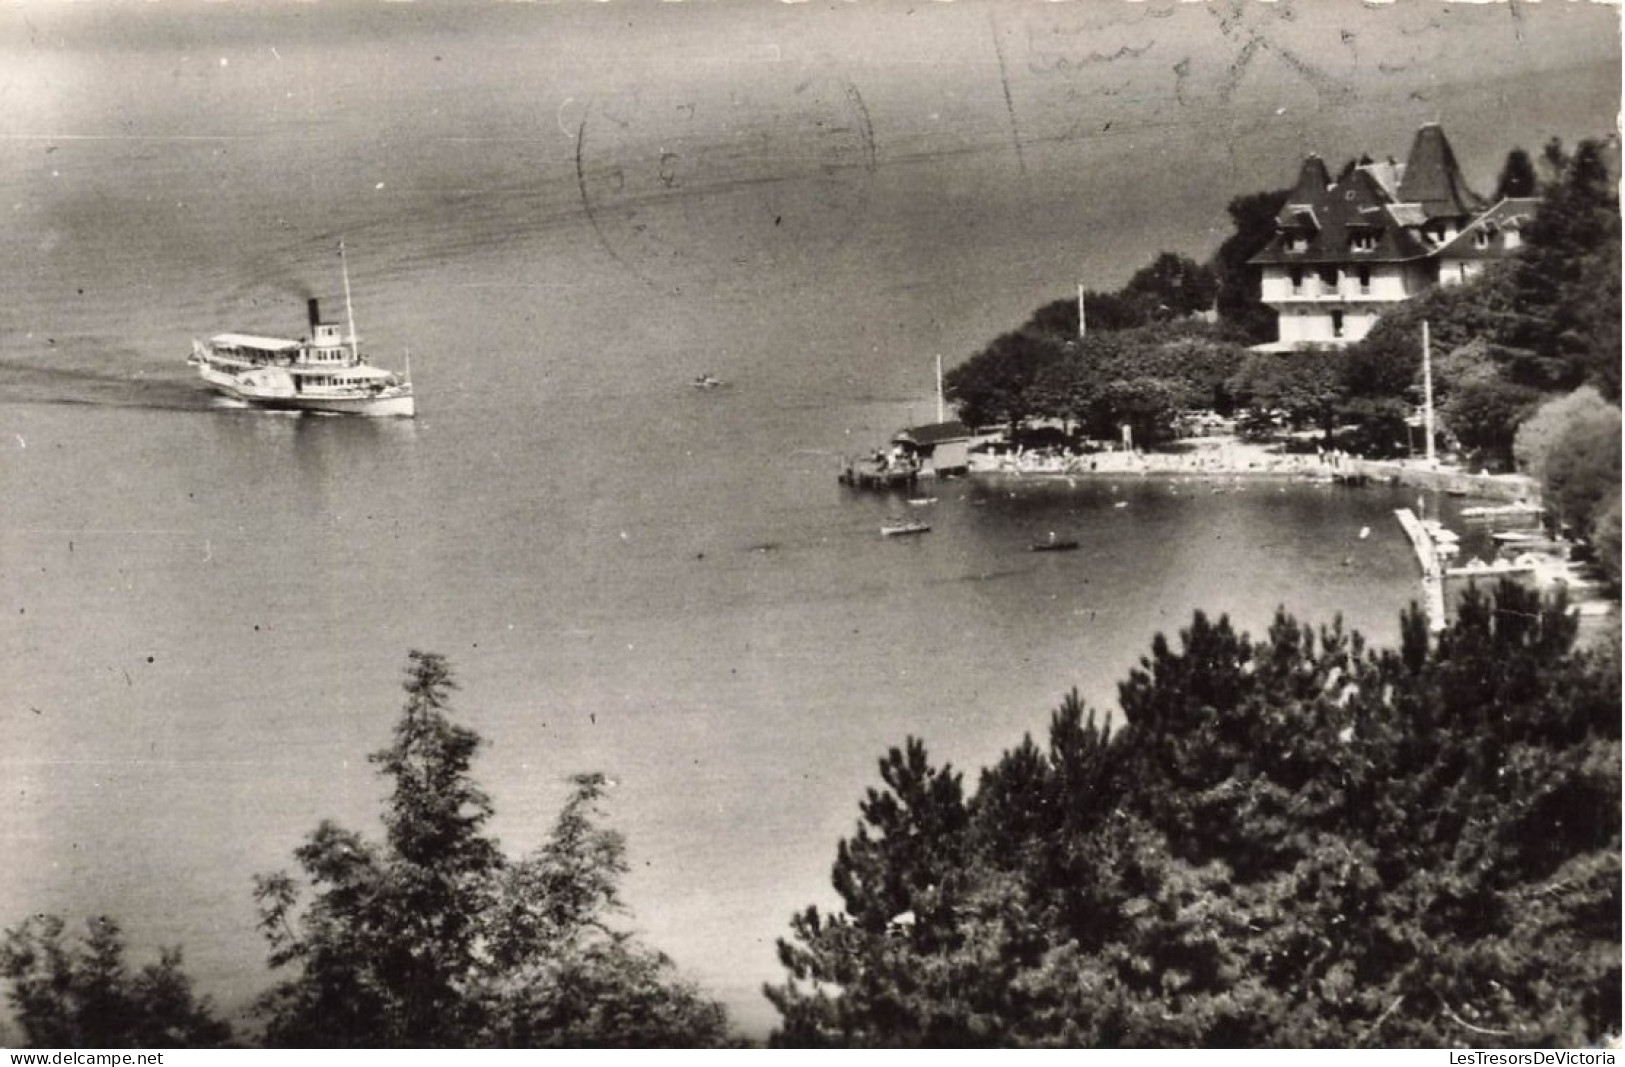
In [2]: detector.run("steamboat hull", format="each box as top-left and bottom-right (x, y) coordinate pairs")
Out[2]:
(196, 361), (416, 418)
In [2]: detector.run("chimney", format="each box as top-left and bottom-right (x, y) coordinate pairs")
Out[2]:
(307, 298), (321, 331)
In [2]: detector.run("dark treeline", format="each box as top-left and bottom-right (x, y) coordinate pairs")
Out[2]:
(7, 586), (1619, 1048)
(769, 582), (1621, 1047)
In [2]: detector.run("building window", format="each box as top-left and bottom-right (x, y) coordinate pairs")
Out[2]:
(1474, 228), (1492, 249)
(1504, 230), (1521, 250)
(1289, 267), (1304, 294)
(1287, 235), (1309, 253)
(1350, 232), (1377, 253)
(1358, 266), (1371, 294)
(1331, 310), (1345, 338)
(1318, 266), (1339, 294)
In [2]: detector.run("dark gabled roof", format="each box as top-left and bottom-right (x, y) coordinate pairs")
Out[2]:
(1436, 197), (1542, 260)
(1250, 125), (1517, 269)
(894, 420), (970, 446)
(1396, 124), (1484, 219)
(1253, 165), (1432, 265)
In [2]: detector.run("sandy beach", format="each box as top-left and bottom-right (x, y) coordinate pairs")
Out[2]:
(968, 435), (1540, 504)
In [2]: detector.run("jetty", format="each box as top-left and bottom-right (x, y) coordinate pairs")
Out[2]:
(839, 453), (919, 490)
(1394, 508), (1447, 632)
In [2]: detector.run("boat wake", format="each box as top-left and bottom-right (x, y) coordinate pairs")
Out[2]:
(0, 358), (215, 412)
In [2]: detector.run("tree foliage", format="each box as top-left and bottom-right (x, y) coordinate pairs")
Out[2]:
(943, 330), (1066, 434)
(1123, 253), (1218, 322)
(1228, 346), (1350, 436)
(253, 651), (734, 1048)
(1541, 405), (1623, 541)
(945, 321), (1248, 442)
(1212, 188), (1291, 344)
(1513, 386), (1619, 485)
(770, 586), (1621, 1047)
(1, 915), (233, 1048)
(1439, 373), (1542, 470)
(1494, 147), (1539, 200)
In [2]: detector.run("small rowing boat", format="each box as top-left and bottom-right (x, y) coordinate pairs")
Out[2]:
(881, 519), (931, 537)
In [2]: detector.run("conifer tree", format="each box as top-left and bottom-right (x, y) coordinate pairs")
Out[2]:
(254, 651), (733, 1048)
(1, 915), (233, 1048)
(771, 587), (1621, 1047)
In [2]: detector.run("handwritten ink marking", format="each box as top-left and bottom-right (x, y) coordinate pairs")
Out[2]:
(1025, 22), (1154, 77)
(574, 116), (653, 288)
(574, 73), (876, 289)
(1205, 1), (1356, 107)
(987, 13), (1027, 177)
(1172, 56), (1192, 107)
(843, 82), (878, 174)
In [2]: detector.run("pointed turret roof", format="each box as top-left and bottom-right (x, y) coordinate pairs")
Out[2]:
(1396, 124), (1482, 218)
(1286, 155), (1333, 209)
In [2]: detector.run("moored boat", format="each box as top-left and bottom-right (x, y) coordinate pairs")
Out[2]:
(1460, 502), (1543, 521)
(187, 246), (415, 418)
(881, 519), (931, 537)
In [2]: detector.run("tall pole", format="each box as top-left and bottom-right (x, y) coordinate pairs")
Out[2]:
(936, 354), (945, 424)
(1077, 282), (1087, 340)
(1422, 320), (1436, 468)
(340, 240), (360, 362)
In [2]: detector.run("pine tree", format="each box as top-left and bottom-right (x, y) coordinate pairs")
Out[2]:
(771, 587), (1621, 1047)
(254, 651), (733, 1048)
(1512, 139), (1621, 393)
(1, 915), (233, 1048)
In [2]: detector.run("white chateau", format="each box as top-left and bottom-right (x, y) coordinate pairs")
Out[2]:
(1250, 124), (1539, 351)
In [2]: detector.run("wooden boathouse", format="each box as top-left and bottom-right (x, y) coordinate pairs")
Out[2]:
(839, 420), (972, 489)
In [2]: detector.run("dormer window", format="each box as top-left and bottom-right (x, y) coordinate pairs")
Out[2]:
(1350, 232), (1377, 253)
(1474, 228), (1492, 250)
(1280, 209), (1318, 253)
(1503, 229), (1521, 250)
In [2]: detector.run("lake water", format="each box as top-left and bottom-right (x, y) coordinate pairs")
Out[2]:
(1, 3), (1615, 1041)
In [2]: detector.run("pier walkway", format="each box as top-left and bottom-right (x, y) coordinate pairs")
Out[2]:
(1394, 507), (1447, 632)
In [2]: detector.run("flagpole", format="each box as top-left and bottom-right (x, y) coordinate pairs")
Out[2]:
(1077, 283), (1087, 340)
(936, 354), (945, 424)
(340, 240), (360, 363)
(1422, 321), (1435, 468)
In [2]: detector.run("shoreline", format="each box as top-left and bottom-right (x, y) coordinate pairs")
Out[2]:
(961, 438), (1539, 504)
